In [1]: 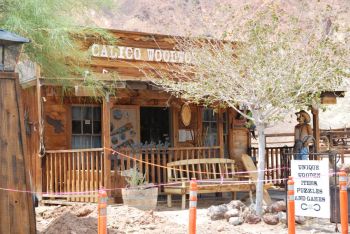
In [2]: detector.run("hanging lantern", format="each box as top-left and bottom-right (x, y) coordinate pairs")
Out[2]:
(0, 29), (29, 72)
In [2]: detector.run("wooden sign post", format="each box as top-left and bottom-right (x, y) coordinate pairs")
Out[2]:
(0, 72), (36, 233)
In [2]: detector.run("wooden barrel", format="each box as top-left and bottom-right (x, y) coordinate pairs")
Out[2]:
(121, 187), (158, 210)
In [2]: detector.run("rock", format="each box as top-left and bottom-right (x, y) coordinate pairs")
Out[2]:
(296, 216), (306, 225)
(263, 213), (279, 225)
(227, 200), (246, 210)
(75, 206), (94, 217)
(278, 212), (287, 224)
(224, 209), (240, 220)
(240, 208), (250, 220)
(217, 225), (225, 232)
(229, 216), (244, 226)
(207, 204), (228, 220)
(146, 224), (156, 230)
(262, 205), (270, 214)
(245, 213), (261, 224)
(269, 201), (286, 213)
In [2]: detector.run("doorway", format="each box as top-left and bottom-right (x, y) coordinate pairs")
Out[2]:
(140, 107), (170, 146)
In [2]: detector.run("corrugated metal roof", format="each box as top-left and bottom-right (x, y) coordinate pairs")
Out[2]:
(0, 29), (30, 45)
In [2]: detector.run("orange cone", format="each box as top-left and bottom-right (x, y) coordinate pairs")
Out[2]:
(189, 178), (198, 234)
(98, 189), (108, 234)
(339, 170), (348, 234)
(288, 176), (295, 234)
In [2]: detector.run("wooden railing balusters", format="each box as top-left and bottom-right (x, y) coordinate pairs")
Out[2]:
(44, 147), (223, 201)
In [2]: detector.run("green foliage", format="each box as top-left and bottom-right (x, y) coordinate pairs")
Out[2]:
(124, 167), (146, 188)
(0, 0), (117, 97)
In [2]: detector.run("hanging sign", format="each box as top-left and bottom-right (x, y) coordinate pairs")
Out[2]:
(291, 159), (330, 218)
(181, 103), (192, 127)
(90, 44), (192, 64)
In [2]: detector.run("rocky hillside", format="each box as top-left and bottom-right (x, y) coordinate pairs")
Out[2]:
(88, 0), (349, 131)
(89, 0), (349, 38)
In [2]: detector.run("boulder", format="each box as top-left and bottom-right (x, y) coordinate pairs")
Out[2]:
(262, 205), (270, 214)
(245, 213), (261, 224)
(75, 206), (94, 217)
(227, 200), (246, 210)
(278, 212), (287, 224)
(207, 204), (228, 220)
(240, 206), (252, 220)
(216, 225), (225, 232)
(263, 213), (279, 225)
(224, 209), (240, 220)
(229, 216), (244, 226)
(269, 201), (286, 213)
(296, 216), (306, 225)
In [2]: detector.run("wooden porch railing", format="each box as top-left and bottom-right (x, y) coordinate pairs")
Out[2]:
(43, 146), (221, 202)
(249, 146), (293, 187)
(44, 148), (104, 202)
(111, 146), (221, 194)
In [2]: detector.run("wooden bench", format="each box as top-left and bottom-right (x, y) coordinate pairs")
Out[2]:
(164, 158), (261, 209)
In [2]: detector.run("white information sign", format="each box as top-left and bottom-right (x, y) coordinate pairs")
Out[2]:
(291, 159), (330, 218)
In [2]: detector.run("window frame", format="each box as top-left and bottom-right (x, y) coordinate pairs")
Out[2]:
(71, 105), (102, 149)
(202, 108), (218, 147)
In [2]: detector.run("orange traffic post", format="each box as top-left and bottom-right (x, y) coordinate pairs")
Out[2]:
(189, 178), (198, 234)
(98, 188), (108, 234)
(339, 169), (348, 234)
(287, 176), (295, 234)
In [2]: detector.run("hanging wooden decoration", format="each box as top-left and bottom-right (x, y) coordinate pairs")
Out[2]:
(181, 103), (192, 127)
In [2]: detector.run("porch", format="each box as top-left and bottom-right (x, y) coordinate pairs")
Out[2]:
(43, 146), (220, 203)
(42, 145), (300, 203)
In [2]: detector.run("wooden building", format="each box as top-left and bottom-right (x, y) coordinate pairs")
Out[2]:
(20, 29), (343, 203)
(20, 30), (251, 203)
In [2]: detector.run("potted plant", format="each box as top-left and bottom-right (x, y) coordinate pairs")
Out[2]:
(121, 167), (158, 210)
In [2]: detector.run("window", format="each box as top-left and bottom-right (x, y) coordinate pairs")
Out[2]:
(202, 108), (218, 146)
(71, 106), (101, 149)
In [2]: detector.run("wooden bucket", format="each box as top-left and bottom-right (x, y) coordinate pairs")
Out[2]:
(121, 187), (158, 210)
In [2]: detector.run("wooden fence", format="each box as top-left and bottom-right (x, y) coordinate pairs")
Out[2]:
(111, 146), (221, 191)
(44, 148), (104, 202)
(249, 146), (293, 187)
(43, 146), (220, 201)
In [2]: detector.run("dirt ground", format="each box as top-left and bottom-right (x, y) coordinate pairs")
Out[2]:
(36, 197), (338, 234)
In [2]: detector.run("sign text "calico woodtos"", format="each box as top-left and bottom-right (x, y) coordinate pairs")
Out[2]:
(91, 44), (192, 63)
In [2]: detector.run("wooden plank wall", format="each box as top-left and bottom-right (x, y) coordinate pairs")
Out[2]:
(41, 86), (102, 150)
(42, 87), (71, 150)
(0, 72), (36, 233)
(41, 85), (247, 158)
(21, 86), (42, 195)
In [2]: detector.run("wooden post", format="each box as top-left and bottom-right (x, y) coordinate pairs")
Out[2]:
(227, 108), (234, 159)
(312, 107), (320, 153)
(0, 72), (36, 234)
(35, 67), (43, 199)
(171, 105), (179, 147)
(217, 108), (224, 158)
(102, 97), (111, 195)
(197, 106), (203, 146)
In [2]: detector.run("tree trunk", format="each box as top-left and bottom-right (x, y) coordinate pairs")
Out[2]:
(255, 124), (266, 216)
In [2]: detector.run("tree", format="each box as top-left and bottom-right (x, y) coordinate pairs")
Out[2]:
(0, 0), (117, 94)
(146, 4), (349, 216)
